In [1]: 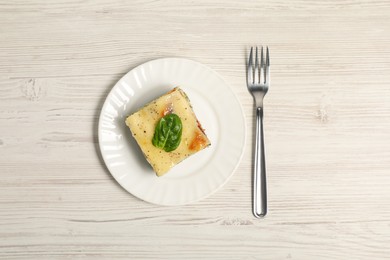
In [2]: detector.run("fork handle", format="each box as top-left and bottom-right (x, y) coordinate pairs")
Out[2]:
(253, 107), (267, 218)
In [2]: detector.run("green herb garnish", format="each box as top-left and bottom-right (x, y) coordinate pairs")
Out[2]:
(152, 113), (182, 152)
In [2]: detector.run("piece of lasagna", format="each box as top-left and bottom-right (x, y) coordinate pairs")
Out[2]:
(125, 87), (210, 176)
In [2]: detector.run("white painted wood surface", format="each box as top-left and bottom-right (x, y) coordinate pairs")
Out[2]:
(1, 1), (390, 259)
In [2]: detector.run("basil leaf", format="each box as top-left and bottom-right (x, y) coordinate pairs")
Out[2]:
(152, 113), (182, 152)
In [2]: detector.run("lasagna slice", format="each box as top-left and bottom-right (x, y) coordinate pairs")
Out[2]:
(125, 87), (210, 176)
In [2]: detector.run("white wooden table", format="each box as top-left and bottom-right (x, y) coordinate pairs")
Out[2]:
(1, 1), (390, 259)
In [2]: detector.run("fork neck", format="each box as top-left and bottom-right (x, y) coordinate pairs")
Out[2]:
(252, 92), (265, 108)
(256, 106), (264, 116)
(254, 99), (264, 109)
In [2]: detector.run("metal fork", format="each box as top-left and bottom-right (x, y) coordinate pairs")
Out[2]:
(246, 46), (270, 218)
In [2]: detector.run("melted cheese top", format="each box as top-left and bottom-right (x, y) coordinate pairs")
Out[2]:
(126, 88), (210, 176)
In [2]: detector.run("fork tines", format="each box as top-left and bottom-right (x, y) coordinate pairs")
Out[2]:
(247, 46), (270, 85)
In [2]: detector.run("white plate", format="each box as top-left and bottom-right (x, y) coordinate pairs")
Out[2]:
(98, 58), (245, 206)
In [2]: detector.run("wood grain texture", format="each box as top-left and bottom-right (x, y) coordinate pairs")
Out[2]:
(1, 0), (390, 259)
